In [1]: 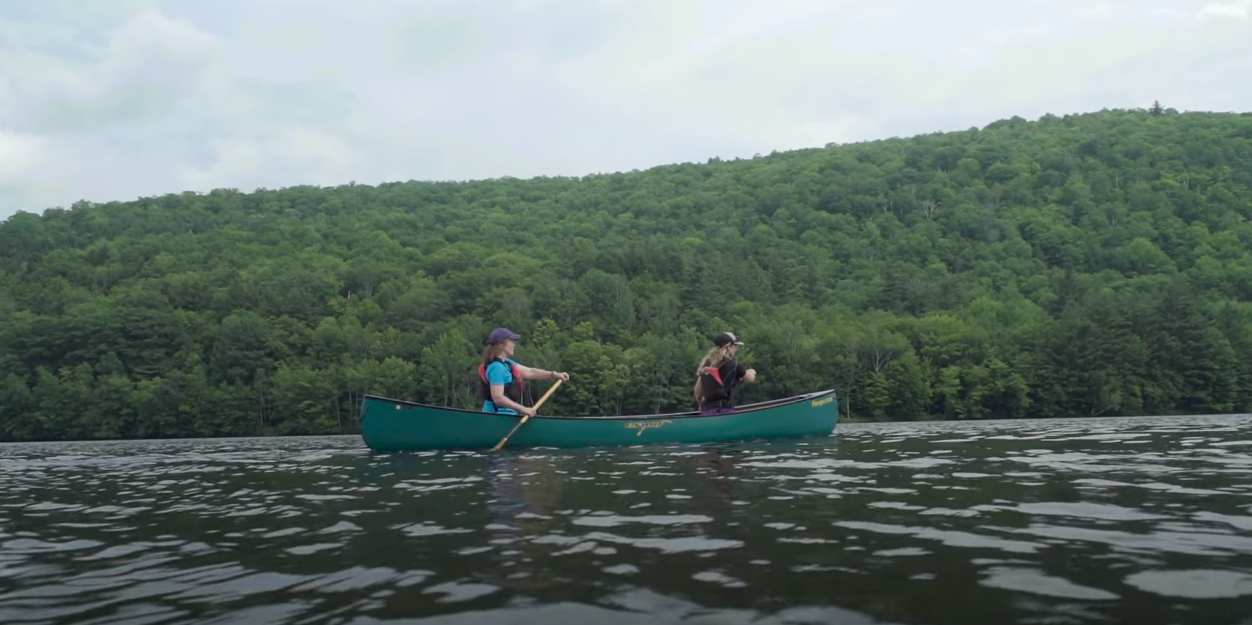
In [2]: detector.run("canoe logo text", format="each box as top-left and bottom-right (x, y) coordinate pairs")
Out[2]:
(811, 396), (835, 408)
(625, 420), (672, 436)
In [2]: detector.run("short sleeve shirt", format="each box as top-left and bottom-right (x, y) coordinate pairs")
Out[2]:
(482, 358), (520, 415)
(699, 359), (748, 408)
(718, 359), (748, 385)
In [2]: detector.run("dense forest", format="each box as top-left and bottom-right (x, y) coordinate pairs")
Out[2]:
(2, 106), (1252, 441)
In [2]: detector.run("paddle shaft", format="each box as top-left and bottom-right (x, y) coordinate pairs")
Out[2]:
(489, 378), (563, 451)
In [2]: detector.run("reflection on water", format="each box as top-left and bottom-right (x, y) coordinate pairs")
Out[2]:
(2, 414), (1252, 624)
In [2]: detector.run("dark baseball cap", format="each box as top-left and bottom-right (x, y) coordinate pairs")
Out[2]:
(488, 327), (521, 345)
(713, 332), (744, 347)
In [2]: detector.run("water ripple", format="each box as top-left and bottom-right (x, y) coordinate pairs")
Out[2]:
(1, 415), (1251, 624)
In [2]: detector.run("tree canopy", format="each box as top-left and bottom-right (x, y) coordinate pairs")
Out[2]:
(3, 106), (1252, 441)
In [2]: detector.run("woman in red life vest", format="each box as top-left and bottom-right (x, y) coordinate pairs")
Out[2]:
(694, 332), (756, 415)
(479, 327), (569, 417)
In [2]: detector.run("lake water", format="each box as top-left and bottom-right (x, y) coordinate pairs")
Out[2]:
(2, 415), (1252, 625)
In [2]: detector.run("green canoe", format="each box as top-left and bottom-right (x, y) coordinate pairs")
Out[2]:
(358, 389), (839, 452)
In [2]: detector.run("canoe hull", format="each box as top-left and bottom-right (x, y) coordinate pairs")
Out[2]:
(359, 390), (839, 452)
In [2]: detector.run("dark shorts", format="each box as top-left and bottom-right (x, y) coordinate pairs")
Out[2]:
(699, 407), (736, 416)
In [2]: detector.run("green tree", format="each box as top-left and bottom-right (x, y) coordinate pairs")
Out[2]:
(4, 109), (1252, 440)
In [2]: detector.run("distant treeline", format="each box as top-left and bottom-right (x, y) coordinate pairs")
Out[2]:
(3, 107), (1252, 441)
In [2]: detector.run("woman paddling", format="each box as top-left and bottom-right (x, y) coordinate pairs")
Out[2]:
(479, 327), (569, 417)
(694, 332), (756, 415)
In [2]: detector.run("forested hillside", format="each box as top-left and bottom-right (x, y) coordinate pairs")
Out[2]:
(3, 107), (1252, 441)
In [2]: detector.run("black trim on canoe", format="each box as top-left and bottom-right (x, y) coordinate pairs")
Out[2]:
(361, 389), (837, 422)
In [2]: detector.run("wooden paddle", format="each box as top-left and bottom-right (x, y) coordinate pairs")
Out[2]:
(489, 378), (563, 452)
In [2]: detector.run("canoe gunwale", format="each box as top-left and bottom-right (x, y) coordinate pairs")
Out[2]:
(362, 388), (837, 422)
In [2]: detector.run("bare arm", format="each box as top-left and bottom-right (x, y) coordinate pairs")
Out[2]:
(515, 364), (569, 381)
(491, 384), (535, 417)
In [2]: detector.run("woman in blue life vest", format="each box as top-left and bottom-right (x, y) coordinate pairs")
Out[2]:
(480, 327), (569, 417)
(694, 332), (756, 415)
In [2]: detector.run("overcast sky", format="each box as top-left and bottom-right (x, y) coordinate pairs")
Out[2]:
(1, 0), (1249, 221)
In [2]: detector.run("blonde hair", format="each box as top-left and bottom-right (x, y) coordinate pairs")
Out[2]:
(693, 345), (736, 402)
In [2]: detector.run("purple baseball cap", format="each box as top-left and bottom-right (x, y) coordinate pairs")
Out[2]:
(488, 327), (521, 345)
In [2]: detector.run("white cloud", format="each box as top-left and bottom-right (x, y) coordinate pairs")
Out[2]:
(0, 130), (47, 179)
(1071, 2), (1117, 19)
(7, 8), (217, 134)
(1199, 0), (1251, 18)
(0, 0), (1250, 220)
(1152, 0), (1252, 20)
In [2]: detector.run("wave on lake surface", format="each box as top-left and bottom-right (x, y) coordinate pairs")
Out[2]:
(2, 414), (1251, 624)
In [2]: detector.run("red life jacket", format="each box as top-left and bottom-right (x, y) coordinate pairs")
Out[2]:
(479, 359), (524, 407)
(697, 360), (738, 407)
